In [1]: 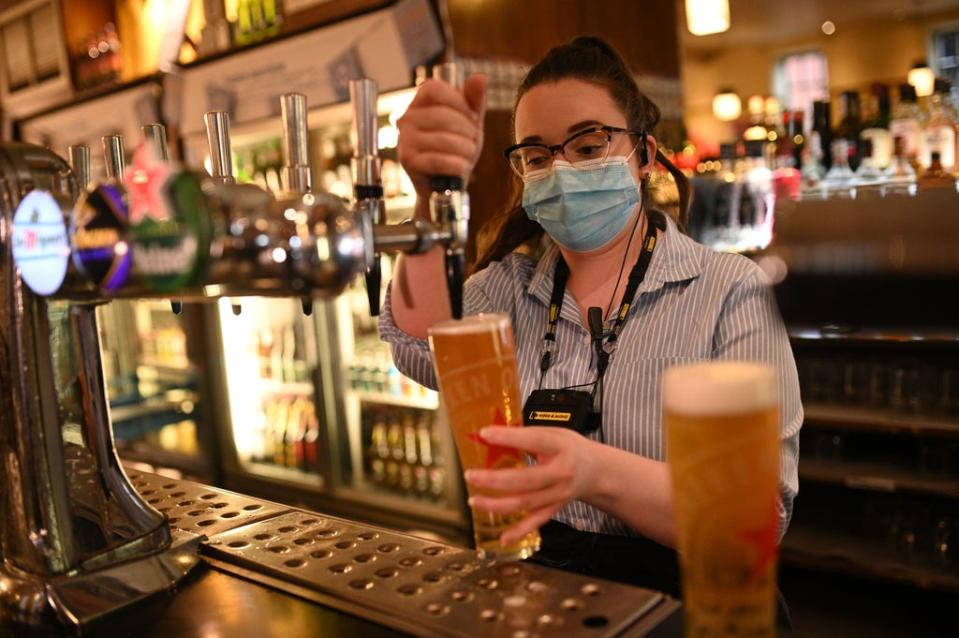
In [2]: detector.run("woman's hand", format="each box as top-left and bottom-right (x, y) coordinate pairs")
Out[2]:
(397, 74), (487, 211)
(465, 426), (600, 546)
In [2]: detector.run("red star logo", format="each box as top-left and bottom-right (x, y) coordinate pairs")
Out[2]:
(740, 500), (780, 584)
(466, 407), (520, 469)
(124, 143), (171, 225)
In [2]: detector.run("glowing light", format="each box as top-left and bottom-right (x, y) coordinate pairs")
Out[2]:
(747, 95), (765, 116)
(908, 62), (935, 98)
(283, 208), (297, 221)
(712, 90), (741, 121)
(271, 247), (287, 263)
(685, 0), (730, 36)
(821, 21), (836, 36)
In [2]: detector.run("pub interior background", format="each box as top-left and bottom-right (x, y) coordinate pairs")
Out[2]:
(1, 0), (958, 635)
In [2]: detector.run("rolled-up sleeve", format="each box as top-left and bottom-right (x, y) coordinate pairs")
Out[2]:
(711, 266), (803, 540)
(378, 266), (501, 391)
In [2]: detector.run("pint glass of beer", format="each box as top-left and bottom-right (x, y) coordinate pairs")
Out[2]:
(428, 313), (541, 560)
(663, 362), (781, 638)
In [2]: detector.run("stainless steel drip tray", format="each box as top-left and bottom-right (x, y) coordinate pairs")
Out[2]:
(127, 469), (677, 637)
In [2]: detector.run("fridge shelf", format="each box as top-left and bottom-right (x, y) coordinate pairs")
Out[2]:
(241, 460), (325, 488)
(782, 522), (959, 592)
(803, 403), (959, 437)
(799, 458), (959, 499)
(354, 389), (439, 410)
(258, 379), (316, 396)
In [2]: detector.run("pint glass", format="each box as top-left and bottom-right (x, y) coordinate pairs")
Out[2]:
(428, 313), (541, 560)
(664, 362), (781, 637)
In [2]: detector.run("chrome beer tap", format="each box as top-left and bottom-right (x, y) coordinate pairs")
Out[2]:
(349, 78), (386, 315)
(0, 143), (201, 632)
(280, 92), (316, 316)
(203, 110), (243, 316)
(429, 62), (469, 319)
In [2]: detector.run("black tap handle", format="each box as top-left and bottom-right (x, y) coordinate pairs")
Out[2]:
(231, 303), (242, 316)
(430, 175), (464, 192)
(301, 299), (313, 316)
(366, 256), (382, 316)
(445, 251), (465, 320)
(171, 301), (183, 315)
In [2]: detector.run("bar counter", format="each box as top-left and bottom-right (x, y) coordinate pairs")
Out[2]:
(38, 468), (685, 638)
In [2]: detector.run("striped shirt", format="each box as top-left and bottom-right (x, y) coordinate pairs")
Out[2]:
(379, 211), (802, 538)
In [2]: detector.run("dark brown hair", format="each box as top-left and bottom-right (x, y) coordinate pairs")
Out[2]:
(471, 36), (690, 274)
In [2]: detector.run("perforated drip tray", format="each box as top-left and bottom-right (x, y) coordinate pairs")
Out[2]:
(127, 469), (677, 637)
(125, 468), (291, 538)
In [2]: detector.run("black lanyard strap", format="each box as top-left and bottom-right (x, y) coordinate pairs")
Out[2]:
(539, 214), (662, 382)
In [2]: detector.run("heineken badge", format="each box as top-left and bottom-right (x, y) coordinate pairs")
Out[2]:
(125, 143), (207, 291)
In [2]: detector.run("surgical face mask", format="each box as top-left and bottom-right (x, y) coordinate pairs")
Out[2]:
(521, 155), (641, 252)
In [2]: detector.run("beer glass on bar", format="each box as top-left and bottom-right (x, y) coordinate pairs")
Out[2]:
(428, 313), (541, 560)
(664, 362), (781, 638)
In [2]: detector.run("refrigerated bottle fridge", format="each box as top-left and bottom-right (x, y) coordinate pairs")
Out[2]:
(191, 88), (469, 543)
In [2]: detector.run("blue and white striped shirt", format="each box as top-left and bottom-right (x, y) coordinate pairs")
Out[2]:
(379, 211), (802, 538)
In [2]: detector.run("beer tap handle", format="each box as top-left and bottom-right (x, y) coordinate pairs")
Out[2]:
(281, 93), (312, 193)
(101, 134), (125, 181)
(350, 78), (384, 316)
(429, 62), (468, 319)
(280, 93), (315, 317)
(68, 144), (92, 191)
(141, 123), (170, 161)
(141, 124), (183, 314)
(204, 110), (242, 316)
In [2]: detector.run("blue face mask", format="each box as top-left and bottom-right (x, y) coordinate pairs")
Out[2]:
(522, 156), (640, 252)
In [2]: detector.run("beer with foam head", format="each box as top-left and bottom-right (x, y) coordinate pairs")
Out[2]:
(664, 362), (781, 638)
(429, 313), (541, 560)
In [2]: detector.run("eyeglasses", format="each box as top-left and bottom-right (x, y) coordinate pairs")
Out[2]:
(503, 125), (644, 178)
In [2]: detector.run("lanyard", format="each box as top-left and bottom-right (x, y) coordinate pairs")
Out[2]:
(539, 215), (662, 384)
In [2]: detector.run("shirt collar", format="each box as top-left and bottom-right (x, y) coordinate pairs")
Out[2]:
(525, 210), (705, 324)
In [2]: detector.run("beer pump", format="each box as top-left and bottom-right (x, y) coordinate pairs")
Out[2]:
(0, 76), (471, 629)
(280, 92), (316, 316)
(203, 110), (243, 316)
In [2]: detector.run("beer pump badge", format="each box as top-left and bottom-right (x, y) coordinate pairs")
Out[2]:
(72, 183), (132, 293)
(125, 144), (208, 291)
(12, 190), (70, 295)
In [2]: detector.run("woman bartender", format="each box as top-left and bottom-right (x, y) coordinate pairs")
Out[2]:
(378, 37), (802, 598)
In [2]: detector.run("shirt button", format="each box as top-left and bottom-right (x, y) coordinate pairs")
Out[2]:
(582, 335), (591, 346)
(573, 519), (587, 532)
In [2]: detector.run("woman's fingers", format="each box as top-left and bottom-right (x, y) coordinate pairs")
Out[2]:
(463, 73), (488, 125)
(398, 151), (472, 181)
(408, 78), (479, 120)
(405, 131), (478, 163)
(465, 461), (566, 493)
(500, 503), (563, 546)
(399, 105), (479, 140)
(469, 482), (572, 515)
(477, 425), (570, 456)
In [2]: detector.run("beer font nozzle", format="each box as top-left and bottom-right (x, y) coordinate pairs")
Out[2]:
(142, 122), (170, 161)
(280, 93), (315, 316)
(68, 144), (92, 190)
(203, 110), (243, 316)
(101, 133), (125, 181)
(142, 123), (184, 314)
(349, 78), (385, 316)
(429, 62), (469, 319)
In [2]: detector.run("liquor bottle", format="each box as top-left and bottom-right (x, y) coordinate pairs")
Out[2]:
(883, 136), (917, 196)
(918, 152), (956, 189)
(290, 397), (308, 470)
(889, 84), (923, 168)
(258, 328), (273, 379)
(790, 110), (806, 168)
(853, 138), (884, 186)
(811, 100), (833, 170)
(823, 139), (855, 198)
(836, 91), (863, 171)
(261, 398), (277, 462)
(369, 409), (388, 485)
(921, 79), (957, 172)
(859, 84), (893, 169)
(303, 403), (320, 473)
(273, 396), (290, 466)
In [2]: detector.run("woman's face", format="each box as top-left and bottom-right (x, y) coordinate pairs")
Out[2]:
(514, 78), (654, 186)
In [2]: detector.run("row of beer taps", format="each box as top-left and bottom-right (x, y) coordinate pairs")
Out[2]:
(36, 67), (468, 319)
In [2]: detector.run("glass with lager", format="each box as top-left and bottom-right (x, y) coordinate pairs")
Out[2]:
(664, 362), (781, 637)
(428, 313), (541, 560)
